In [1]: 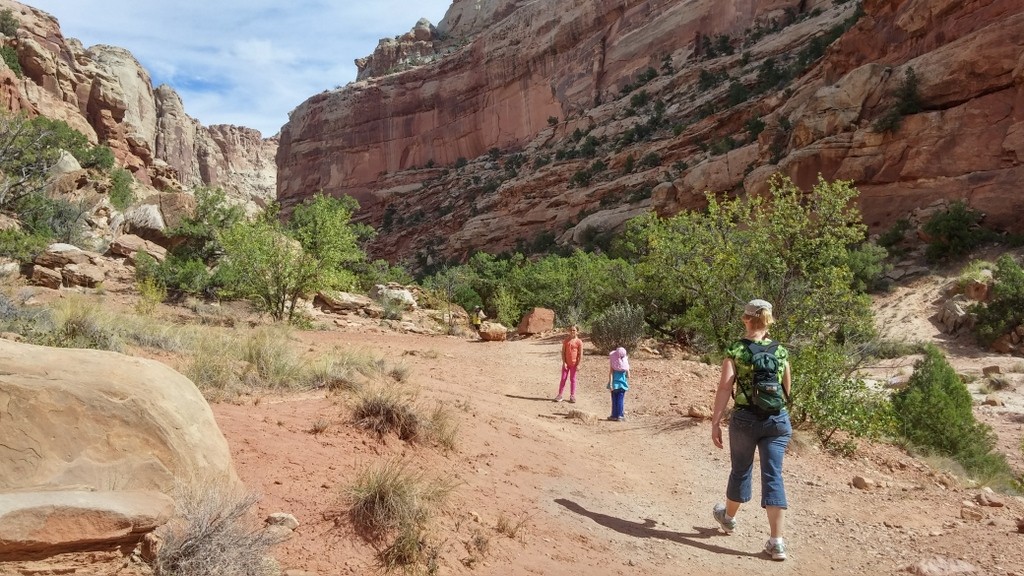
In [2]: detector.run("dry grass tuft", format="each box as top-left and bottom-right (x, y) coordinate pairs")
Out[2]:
(353, 384), (421, 442)
(152, 483), (278, 576)
(426, 402), (459, 452)
(345, 459), (454, 548)
(495, 512), (530, 540)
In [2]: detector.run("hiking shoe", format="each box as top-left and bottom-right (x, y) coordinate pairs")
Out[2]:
(568, 396), (576, 403)
(554, 395), (564, 402)
(712, 503), (736, 534)
(764, 538), (787, 561)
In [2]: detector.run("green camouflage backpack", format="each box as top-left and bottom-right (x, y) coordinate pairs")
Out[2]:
(739, 338), (788, 413)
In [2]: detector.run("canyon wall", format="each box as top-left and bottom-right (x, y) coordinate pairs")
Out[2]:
(282, 0), (1023, 263)
(0, 0), (275, 206)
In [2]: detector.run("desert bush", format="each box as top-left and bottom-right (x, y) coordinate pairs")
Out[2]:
(108, 168), (134, 210)
(873, 68), (922, 133)
(893, 344), (1015, 486)
(34, 297), (123, 351)
(308, 354), (363, 392)
(352, 384), (421, 441)
(1, 45), (20, 77)
(972, 254), (1024, 347)
(0, 228), (47, 263)
(877, 218), (911, 249)
(135, 276), (166, 316)
(862, 337), (925, 360)
(589, 301), (645, 353)
(380, 296), (405, 320)
(495, 512), (529, 540)
(119, 315), (191, 352)
(957, 259), (995, 288)
(309, 418), (331, 434)
(151, 483), (278, 576)
(0, 8), (19, 36)
(922, 200), (993, 262)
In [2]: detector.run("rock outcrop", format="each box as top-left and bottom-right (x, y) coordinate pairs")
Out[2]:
(0, 0), (276, 210)
(278, 0), (1024, 266)
(0, 339), (238, 493)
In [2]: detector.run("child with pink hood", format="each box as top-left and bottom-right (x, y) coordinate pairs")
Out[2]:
(607, 347), (630, 421)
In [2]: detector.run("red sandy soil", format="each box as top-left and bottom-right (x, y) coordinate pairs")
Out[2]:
(213, 294), (1024, 576)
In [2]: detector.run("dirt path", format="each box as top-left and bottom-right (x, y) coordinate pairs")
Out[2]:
(213, 328), (1024, 576)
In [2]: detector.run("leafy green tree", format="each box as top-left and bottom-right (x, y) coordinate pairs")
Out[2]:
(108, 168), (135, 211)
(287, 193), (369, 290)
(218, 218), (320, 321)
(0, 112), (64, 207)
(166, 186), (244, 262)
(620, 175), (883, 446)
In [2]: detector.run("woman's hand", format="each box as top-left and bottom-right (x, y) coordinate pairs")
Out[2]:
(711, 421), (724, 449)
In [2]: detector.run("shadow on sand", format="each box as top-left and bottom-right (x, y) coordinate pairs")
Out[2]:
(505, 394), (556, 402)
(554, 498), (761, 559)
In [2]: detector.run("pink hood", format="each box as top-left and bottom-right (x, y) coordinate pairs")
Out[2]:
(609, 347), (630, 372)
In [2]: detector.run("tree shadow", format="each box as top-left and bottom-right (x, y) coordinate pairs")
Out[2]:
(655, 417), (703, 434)
(554, 498), (761, 558)
(505, 394), (556, 402)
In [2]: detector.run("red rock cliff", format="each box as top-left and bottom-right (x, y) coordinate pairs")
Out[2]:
(281, 0), (1023, 264)
(0, 0), (276, 206)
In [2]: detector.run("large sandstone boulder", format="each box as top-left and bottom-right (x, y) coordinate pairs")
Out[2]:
(478, 321), (508, 342)
(0, 339), (238, 493)
(517, 307), (555, 335)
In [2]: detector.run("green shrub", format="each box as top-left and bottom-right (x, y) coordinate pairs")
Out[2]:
(957, 259), (995, 288)
(873, 67), (922, 133)
(135, 276), (166, 316)
(1, 45), (20, 77)
(79, 144), (115, 170)
(972, 254), (1024, 347)
(922, 200), (993, 262)
(14, 192), (86, 243)
(893, 344), (1015, 485)
(877, 218), (910, 248)
(108, 168), (134, 210)
(0, 9), (18, 37)
(589, 301), (645, 353)
(0, 228), (47, 263)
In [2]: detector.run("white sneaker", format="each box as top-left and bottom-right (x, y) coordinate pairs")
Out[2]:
(554, 395), (563, 402)
(712, 503), (736, 534)
(764, 538), (787, 561)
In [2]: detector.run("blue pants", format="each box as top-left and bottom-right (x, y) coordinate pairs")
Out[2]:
(726, 409), (792, 508)
(610, 389), (626, 418)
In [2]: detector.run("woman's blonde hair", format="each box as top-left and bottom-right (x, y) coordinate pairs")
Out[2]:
(743, 308), (774, 331)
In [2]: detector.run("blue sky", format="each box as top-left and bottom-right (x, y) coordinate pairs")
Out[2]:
(26, 1), (454, 137)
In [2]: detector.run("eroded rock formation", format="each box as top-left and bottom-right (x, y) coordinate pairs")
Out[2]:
(278, 0), (1024, 266)
(0, 0), (276, 209)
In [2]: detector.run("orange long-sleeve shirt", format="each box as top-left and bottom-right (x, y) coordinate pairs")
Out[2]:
(562, 336), (582, 367)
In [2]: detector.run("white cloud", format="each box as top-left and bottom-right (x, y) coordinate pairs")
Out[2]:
(25, 0), (454, 136)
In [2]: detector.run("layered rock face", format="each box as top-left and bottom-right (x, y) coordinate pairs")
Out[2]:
(278, 0), (1024, 265)
(0, 0), (275, 207)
